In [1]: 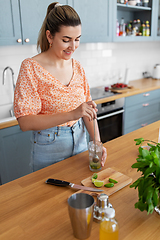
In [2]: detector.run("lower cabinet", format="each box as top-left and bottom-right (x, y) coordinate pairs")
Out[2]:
(0, 125), (32, 184)
(124, 89), (160, 134)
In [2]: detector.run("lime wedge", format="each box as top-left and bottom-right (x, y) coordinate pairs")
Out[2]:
(109, 178), (118, 184)
(92, 173), (98, 179)
(92, 178), (96, 183)
(93, 180), (104, 188)
(104, 183), (114, 188)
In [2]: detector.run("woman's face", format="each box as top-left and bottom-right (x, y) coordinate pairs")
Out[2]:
(48, 25), (81, 60)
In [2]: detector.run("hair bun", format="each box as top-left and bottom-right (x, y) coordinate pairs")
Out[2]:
(47, 2), (59, 15)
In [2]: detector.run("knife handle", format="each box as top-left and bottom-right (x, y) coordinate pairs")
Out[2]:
(45, 178), (70, 187)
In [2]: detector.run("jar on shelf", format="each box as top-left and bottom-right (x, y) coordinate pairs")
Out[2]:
(143, 0), (149, 7)
(119, 0), (125, 3)
(136, 0), (142, 6)
(145, 20), (150, 36)
(119, 18), (126, 36)
(141, 22), (146, 36)
(137, 19), (141, 35)
(126, 23), (132, 36)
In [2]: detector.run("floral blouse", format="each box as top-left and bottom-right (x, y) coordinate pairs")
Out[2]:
(14, 58), (92, 126)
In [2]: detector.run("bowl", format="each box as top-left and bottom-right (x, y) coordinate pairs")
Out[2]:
(128, 0), (136, 6)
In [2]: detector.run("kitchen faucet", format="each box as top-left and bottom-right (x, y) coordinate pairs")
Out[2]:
(2, 66), (15, 117)
(2, 66), (15, 91)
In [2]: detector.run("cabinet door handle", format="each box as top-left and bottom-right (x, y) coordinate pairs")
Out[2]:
(17, 38), (22, 43)
(142, 103), (149, 107)
(24, 38), (30, 43)
(141, 123), (148, 127)
(143, 93), (150, 97)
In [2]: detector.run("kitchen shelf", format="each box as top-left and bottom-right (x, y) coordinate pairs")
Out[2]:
(113, 0), (155, 42)
(117, 3), (151, 11)
(115, 36), (152, 42)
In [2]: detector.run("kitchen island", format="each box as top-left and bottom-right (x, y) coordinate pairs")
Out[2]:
(1, 120), (160, 240)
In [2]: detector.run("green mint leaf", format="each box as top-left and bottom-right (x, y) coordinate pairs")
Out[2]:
(134, 138), (144, 145)
(149, 162), (153, 168)
(144, 166), (157, 178)
(138, 147), (143, 155)
(152, 188), (159, 207)
(130, 178), (143, 189)
(146, 187), (154, 201)
(147, 202), (154, 214)
(156, 168), (160, 184)
(131, 162), (149, 169)
(142, 149), (150, 158)
(135, 201), (147, 212)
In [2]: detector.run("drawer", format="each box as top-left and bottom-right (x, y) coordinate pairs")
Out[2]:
(123, 115), (160, 135)
(124, 99), (160, 128)
(125, 89), (160, 108)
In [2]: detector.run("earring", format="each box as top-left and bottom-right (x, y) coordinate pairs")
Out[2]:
(50, 43), (53, 48)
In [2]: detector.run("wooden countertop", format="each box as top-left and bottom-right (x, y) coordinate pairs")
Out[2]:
(94, 78), (160, 104)
(1, 120), (160, 239)
(0, 119), (18, 130)
(1, 78), (160, 130)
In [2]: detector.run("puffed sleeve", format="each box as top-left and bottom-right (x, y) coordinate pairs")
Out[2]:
(14, 59), (41, 119)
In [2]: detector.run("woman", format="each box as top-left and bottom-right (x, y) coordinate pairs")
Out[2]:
(14, 2), (107, 171)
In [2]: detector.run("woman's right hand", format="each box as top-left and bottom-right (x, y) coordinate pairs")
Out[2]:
(71, 101), (98, 121)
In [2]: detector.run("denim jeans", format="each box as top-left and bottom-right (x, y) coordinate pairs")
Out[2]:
(30, 119), (87, 171)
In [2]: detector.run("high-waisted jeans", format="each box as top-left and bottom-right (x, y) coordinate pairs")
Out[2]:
(30, 119), (88, 171)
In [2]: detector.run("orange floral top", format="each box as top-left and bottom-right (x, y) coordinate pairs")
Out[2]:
(14, 58), (92, 127)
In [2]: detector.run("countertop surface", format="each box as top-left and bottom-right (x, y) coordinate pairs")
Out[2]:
(94, 77), (160, 104)
(1, 77), (160, 130)
(1, 120), (160, 239)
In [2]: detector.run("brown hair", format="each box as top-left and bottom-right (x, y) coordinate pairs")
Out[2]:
(37, 2), (81, 52)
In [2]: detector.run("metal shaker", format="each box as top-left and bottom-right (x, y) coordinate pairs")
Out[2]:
(68, 193), (95, 239)
(93, 193), (112, 222)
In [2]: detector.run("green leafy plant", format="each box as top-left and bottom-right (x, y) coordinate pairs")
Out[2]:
(130, 138), (160, 214)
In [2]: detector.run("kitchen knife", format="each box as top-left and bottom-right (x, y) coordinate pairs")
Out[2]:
(45, 178), (103, 192)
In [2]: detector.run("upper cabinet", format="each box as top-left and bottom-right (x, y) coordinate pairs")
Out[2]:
(0, 0), (21, 45)
(70, 0), (112, 43)
(0, 0), (67, 46)
(112, 0), (157, 42)
(0, 0), (160, 45)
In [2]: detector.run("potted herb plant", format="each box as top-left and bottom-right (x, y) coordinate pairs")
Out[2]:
(130, 138), (160, 214)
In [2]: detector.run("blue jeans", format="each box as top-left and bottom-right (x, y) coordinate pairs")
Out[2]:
(30, 119), (87, 171)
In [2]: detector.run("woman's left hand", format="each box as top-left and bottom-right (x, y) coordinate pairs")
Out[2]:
(101, 146), (107, 167)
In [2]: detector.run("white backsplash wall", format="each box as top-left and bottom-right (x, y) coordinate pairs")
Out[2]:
(0, 41), (160, 107)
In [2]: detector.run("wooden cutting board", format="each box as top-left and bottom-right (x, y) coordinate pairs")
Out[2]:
(110, 86), (139, 93)
(78, 168), (132, 196)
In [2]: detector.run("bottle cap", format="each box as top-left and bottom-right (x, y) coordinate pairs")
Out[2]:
(104, 207), (115, 218)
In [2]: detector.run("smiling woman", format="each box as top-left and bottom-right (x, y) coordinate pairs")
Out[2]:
(14, 2), (107, 172)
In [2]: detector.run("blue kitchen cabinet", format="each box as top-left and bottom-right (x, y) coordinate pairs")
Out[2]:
(0, 125), (32, 184)
(112, 0), (157, 42)
(70, 0), (112, 43)
(154, 0), (160, 40)
(123, 89), (160, 134)
(0, 0), (21, 45)
(19, 0), (67, 45)
(0, 0), (67, 46)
